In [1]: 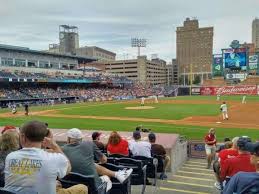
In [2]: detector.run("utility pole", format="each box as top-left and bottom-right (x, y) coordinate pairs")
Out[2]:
(190, 64), (193, 96)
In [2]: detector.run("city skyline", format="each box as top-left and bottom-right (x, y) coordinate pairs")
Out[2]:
(0, 0), (259, 62)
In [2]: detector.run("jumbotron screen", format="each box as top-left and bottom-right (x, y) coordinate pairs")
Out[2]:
(223, 48), (247, 70)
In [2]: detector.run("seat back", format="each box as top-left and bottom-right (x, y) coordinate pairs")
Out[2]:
(115, 158), (145, 185)
(108, 154), (128, 158)
(133, 156), (158, 178)
(153, 155), (165, 173)
(60, 172), (106, 194)
(100, 163), (131, 194)
(0, 189), (16, 194)
(0, 166), (4, 187)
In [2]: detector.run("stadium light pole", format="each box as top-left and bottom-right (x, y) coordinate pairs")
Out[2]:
(131, 38), (147, 57)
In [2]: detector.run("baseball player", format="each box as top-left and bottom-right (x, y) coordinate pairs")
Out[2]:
(242, 95), (246, 104)
(154, 96), (158, 104)
(11, 104), (17, 114)
(216, 94), (221, 101)
(220, 102), (228, 120)
(141, 97), (145, 106)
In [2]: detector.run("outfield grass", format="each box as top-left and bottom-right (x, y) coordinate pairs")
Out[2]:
(58, 103), (219, 120)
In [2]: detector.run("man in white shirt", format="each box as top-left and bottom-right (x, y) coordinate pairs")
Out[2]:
(129, 131), (151, 158)
(220, 102), (229, 120)
(4, 120), (87, 194)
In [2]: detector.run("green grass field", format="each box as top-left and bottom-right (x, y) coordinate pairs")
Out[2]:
(0, 95), (258, 141)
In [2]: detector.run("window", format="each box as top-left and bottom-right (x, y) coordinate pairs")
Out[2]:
(15, 59), (26, 67)
(1, 57), (13, 66)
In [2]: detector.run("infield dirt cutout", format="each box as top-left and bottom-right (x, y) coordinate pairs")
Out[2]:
(125, 106), (155, 110)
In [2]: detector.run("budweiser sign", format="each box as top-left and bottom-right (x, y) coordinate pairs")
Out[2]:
(201, 85), (258, 95)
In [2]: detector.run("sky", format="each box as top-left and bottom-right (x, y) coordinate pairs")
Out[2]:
(0, 0), (259, 62)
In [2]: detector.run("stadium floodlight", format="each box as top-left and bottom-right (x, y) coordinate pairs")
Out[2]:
(131, 38), (147, 56)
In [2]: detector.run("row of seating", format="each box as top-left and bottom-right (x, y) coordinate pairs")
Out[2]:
(59, 154), (165, 194)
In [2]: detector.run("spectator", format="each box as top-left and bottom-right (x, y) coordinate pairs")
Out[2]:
(1, 125), (17, 135)
(92, 131), (105, 152)
(4, 121), (87, 194)
(129, 131), (151, 157)
(204, 128), (217, 169)
(214, 137), (239, 190)
(107, 131), (129, 156)
(148, 132), (170, 179)
(220, 137), (256, 182)
(62, 128), (133, 192)
(0, 130), (20, 187)
(223, 141), (259, 194)
(217, 137), (232, 153)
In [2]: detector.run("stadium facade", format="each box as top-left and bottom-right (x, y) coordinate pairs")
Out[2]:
(0, 44), (95, 70)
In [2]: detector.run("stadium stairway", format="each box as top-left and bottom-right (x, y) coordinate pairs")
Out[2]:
(132, 158), (219, 194)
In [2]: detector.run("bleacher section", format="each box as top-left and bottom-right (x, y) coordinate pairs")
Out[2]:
(240, 76), (259, 85)
(202, 77), (226, 86)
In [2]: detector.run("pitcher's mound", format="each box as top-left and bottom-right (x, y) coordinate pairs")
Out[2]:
(125, 106), (155, 110)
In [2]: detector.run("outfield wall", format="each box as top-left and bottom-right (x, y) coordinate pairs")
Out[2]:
(189, 85), (259, 96)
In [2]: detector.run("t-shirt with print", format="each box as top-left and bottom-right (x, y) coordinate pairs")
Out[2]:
(223, 172), (259, 194)
(129, 140), (151, 158)
(62, 141), (104, 188)
(4, 148), (69, 194)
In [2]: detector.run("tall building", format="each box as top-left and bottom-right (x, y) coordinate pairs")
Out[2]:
(105, 56), (167, 85)
(252, 18), (259, 48)
(176, 18), (213, 84)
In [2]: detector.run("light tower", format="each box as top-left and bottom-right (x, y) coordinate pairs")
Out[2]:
(131, 38), (147, 56)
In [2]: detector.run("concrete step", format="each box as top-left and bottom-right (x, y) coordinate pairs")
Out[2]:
(131, 158), (220, 194)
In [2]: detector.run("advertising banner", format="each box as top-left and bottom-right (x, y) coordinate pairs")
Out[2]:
(191, 87), (201, 95)
(223, 48), (247, 70)
(212, 55), (223, 76)
(225, 73), (247, 81)
(201, 85), (257, 95)
(249, 55), (258, 70)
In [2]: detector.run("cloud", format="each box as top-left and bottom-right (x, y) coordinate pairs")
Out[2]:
(0, 0), (258, 62)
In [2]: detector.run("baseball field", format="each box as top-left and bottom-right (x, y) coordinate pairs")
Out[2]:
(0, 95), (259, 141)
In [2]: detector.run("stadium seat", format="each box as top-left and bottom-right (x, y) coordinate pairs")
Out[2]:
(132, 156), (158, 185)
(115, 158), (147, 194)
(0, 168), (4, 187)
(100, 163), (131, 194)
(0, 189), (16, 194)
(60, 172), (107, 194)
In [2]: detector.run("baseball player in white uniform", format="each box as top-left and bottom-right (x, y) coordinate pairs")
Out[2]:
(154, 96), (158, 103)
(216, 94), (220, 101)
(141, 97), (145, 106)
(242, 95), (246, 104)
(220, 102), (228, 120)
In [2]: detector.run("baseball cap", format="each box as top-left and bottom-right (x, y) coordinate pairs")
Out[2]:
(148, 133), (156, 141)
(1, 126), (17, 134)
(67, 128), (83, 139)
(92, 132), (102, 140)
(245, 142), (259, 156)
(133, 131), (141, 140)
(237, 137), (252, 149)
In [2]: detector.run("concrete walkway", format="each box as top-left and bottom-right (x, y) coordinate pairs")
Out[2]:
(132, 158), (219, 194)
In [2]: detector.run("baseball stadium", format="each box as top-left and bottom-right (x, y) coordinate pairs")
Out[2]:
(0, 42), (259, 194)
(0, 9), (259, 194)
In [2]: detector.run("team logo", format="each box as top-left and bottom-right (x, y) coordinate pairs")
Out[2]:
(215, 65), (221, 71)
